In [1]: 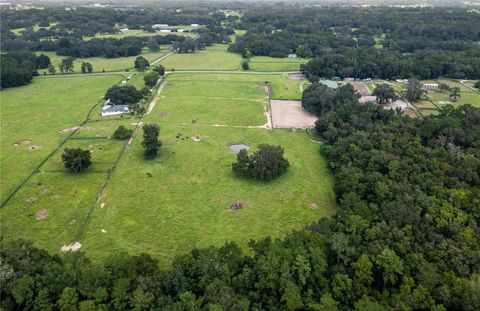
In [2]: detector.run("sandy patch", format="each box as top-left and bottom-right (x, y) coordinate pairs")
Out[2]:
(288, 73), (305, 81)
(13, 140), (31, 147)
(437, 101), (452, 105)
(384, 99), (409, 110)
(61, 126), (80, 133)
(270, 100), (317, 129)
(100, 203), (106, 209)
(101, 229), (107, 233)
(359, 95), (377, 103)
(35, 209), (48, 220)
(27, 145), (39, 151)
(159, 111), (169, 117)
(192, 135), (202, 142)
(309, 203), (318, 209)
(69, 219), (76, 225)
(348, 81), (371, 95)
(61, 242), (82, 252)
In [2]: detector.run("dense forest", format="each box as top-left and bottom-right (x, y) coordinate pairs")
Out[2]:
(2, 91), (479, 309)
(229, 7), (480, 79)
(0, 52), (49, 88)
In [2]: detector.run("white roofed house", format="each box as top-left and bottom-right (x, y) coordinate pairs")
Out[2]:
(101, 99), (130, 116)
(423, 83), (439, 89)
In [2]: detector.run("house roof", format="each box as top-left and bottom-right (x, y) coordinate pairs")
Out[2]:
(102, 105), (130, 114)
(320, 80), (338, 89)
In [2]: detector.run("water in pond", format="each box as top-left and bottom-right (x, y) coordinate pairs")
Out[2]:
(229, 144), (250, 154)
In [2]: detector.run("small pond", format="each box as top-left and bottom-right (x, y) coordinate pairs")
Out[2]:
(229, 144), (250, 154)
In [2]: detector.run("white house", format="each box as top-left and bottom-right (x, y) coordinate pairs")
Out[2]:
(191, 23), (199, 27)
(287, 53), (297, 58)
(101, 104), (130, 116)
(396, 79), (408, 83)
(423, 83), (439, 89)
(159, 29), (171, 33)
(178, 29), (185, 32)
(152, 24), (168, 28)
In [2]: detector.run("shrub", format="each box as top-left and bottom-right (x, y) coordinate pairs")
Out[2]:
(242, 61), (249, 70)
(62, 148), (91, 172)
(232, 144), (289, 181)
(112, 125), (133, 140)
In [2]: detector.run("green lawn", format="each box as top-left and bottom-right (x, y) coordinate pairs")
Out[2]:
(37, 47), (169, 74)
(423, 81), (480, 107)
(160, 44), (242, 71)
(249, 56), (307, 72)
(0, 75), (122, 200)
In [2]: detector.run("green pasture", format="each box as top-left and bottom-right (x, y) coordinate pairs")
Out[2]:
(81, 125), (336, 267)
(0, 75), (122, 200)
(160, 44), (242, 71)
(249, 56), (307, 72)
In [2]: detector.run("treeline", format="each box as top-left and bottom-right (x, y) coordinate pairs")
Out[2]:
(229, 6), (480, 79)
(2, 35), (185, 59)
(0, 52), (50, 88)
(2, 100), (479, 309)
(300, 48), (480, 80)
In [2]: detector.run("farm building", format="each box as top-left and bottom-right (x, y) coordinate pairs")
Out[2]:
(191, 23), (199, 27)
(320, 80), (338, 90)
(287, 53), (297, 58)
(152, 24), (168, 28)
(101, 104), (130, 116)
(423, 83), (439, 89)
(159, 29), (172, 33)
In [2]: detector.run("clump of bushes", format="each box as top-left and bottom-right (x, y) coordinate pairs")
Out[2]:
(232, 144), (289, 181)
(62, 148), (91, 172)
(142, 124), (161, 159)
(112, 125), (133, 140)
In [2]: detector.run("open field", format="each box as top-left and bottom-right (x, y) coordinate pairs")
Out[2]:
(249, 56), (307, 72)
(1, 69), (335, 267)
(422, 80), (480, 108)
(37, 47), (169, 74)
(81, 124), (336, 267)
(160, 44), (242, 71)
(0, 75), (122, 200)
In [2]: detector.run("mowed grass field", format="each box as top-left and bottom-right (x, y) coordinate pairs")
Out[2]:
(249, 56), (307, 72)
(160, 44), (242, 71)
(0, 75), (122, 200)
(422, 79), (480, 108)
(37, 47), (170, 74)
(81, 100), (336, 267)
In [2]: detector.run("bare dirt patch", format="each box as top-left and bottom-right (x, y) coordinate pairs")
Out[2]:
(384, 99), (409, 110)
(270, 100), (317, 129)
(348, 81), (371, 96)
(359, 95), (377, 103)
(61, 126), (80, 133)
(35, 209), (48, 220)
(288, 73), (305, 81)
(230, 201), (245, 211)
(61, 242), (82, 252)
(13, 139), (31, 147)
(159, 111), (169, 117)
(309, 203), (318, 209)
(28, 145), (39, 151)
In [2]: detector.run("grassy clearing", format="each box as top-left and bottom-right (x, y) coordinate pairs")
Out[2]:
(160, 44), (242, 71)
(0, 172), (109, 253)
(81, 125), (336, 267)
(37, 47), (169, 74)
(422, 81), (480, 107)
(166, 72), (303, 100)
(249, 56), (307, 72)
(0, 75), (122, 199)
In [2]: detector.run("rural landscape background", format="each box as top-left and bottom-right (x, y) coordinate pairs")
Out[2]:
(0, 0), (479, 310)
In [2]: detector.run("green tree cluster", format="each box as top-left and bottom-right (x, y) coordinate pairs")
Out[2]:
(61, 148), (91, 172)
(232, 144), (289, 181)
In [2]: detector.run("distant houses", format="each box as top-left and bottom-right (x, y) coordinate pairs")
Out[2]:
(287, 53), (297, 58)
(423, 83), (439, 89)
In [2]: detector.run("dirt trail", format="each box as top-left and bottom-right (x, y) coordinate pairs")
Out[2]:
(146, 82), (167, 115)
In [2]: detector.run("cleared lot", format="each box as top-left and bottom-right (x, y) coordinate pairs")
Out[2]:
(270, 100), (317, 129)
